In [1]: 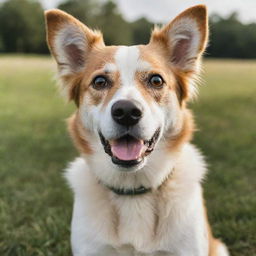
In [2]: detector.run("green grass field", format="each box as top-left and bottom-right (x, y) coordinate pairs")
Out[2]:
(0, 56), (255, 256)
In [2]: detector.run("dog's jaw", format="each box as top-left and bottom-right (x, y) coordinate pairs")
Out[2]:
(98, 128), (161, 169)
(85, 134), (179, 190)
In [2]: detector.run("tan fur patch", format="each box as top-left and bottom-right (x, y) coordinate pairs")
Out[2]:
(67, 113), (93, 155)
(172, 68), (195, 103)
(61, 73), (84, 106)
(57, 46), (118, 107)
(137, 45), (177, 104)
(166, 109), (195, 151)
(139, 42), (195, 105)
(203, 201), (228, 256)
(78, 46), (118, 106)
(103, 71), (121, 106)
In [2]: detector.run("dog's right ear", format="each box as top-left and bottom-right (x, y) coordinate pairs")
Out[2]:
(150, 5), (208, 100)
(45, 9), (104, 101)
(45, 9), (104, 76)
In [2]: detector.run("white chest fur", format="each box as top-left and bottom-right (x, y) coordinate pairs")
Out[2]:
(113, 194), (157, 251)
(65, 144), (209, 256)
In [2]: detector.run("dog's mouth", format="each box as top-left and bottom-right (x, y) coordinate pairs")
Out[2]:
(99, 129), (160, 168)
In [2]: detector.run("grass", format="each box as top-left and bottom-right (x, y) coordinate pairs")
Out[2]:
(0, 56), (255, 256)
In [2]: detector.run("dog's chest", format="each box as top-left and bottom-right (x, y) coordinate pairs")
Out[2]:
(113, 195), (157, 251)
(97, 245), (173, 256)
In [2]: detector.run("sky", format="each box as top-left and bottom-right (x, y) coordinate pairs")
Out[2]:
(40, 0), (256, 24)
(117, 0), (256, 24)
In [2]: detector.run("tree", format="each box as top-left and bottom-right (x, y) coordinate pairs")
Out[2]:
(58, 0), (132, 45)
(95, 1), (132, 45)
(131, 17), (154, 45)
(208, 12), (256, 59)
(0, 0), (47, 53)
(57, 0), (99, 27)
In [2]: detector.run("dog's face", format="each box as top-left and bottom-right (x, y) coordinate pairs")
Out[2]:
(77, 44), (181, 170)
(45, 6), (208, 177)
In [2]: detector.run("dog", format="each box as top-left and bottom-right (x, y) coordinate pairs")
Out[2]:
(45, 5), (229, 256)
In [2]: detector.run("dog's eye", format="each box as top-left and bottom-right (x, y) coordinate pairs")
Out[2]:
(149, 75), (164, 88)
(93, 76), (108, 90)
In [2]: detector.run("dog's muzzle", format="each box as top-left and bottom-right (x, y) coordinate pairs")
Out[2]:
(99, 128), (160, 169)
(99, 99), (160, 168)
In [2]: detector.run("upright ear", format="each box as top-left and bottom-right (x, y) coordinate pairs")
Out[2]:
(45, 9), (104, 101)
(150, 5), (208, 99)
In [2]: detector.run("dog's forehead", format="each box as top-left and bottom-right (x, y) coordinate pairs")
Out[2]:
(114, 46), (151, 70)
(100, 45), (152, 77)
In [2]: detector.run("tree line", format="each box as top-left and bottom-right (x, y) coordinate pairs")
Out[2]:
(0, 0), (256, 58)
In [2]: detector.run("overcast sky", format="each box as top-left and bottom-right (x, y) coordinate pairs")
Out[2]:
(41, 0), (256, 24)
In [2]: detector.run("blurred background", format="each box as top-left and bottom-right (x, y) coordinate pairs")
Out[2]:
(1, 0), (256, 57)
(0, 0), (255, 256)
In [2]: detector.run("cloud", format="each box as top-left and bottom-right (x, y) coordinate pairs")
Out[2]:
(117, 0), (256, 24)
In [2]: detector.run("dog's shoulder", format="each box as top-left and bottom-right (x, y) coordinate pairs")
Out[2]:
(175, 143), (207, 184)
(64, 157), (92, 195)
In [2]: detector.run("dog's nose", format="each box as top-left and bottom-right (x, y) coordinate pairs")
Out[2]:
(111, 100), (143, 126)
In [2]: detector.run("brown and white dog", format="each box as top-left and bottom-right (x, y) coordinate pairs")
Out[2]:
(45, 5), (229, 256)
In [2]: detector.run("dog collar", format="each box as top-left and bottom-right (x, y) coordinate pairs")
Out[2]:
(104, 168), (174, 196)
(107, 185), (151, 196)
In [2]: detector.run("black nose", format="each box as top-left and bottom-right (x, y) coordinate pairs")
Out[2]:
(111, 100), (143, 126)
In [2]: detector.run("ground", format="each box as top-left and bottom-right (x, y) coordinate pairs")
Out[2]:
(0, 56), (255, 256)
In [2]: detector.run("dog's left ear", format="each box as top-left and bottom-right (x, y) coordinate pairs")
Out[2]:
(150, 5), (208, 99)
(45, 9), (104, 103)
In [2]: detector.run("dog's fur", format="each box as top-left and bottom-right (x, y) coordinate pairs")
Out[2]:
(45, 5), (229, 256)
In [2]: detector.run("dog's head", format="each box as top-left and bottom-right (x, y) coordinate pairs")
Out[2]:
(45, 5), (208, 185)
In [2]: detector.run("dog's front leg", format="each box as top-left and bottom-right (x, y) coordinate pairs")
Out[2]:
(71, 226), (119, 256)
(70, 197), (121, 256)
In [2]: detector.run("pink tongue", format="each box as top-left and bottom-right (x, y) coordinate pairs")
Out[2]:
(111, 139), (143, 161)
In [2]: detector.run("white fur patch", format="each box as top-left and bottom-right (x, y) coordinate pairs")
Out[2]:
(115, 46), (151, 87)
(217, 243), (230, 256)
(103, 63), (117, 73)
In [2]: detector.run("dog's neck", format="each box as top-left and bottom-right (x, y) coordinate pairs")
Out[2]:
(104, 166), (175, 196)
